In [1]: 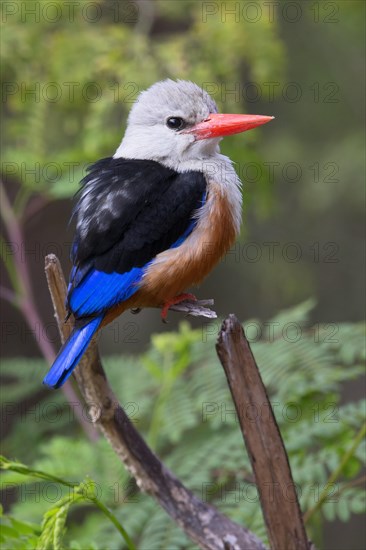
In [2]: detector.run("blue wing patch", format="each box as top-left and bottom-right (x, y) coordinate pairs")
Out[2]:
(68, 266), (145, 317)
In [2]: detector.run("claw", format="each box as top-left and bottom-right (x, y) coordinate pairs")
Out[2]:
(161, 293), (197, 322)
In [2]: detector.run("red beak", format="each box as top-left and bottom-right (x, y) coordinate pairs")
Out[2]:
(184, 113), (274, 141)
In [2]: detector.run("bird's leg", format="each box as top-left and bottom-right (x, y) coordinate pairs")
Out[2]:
(161, 293), (197, 323)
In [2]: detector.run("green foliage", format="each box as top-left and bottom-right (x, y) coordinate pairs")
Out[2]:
(1, 303), (365, 549)
(0, 504), (40, 550)
(1, 0), (285, 210)
(0, 457), (136, 550)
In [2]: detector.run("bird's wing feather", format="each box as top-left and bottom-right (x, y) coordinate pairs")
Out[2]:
(67, 157), (206, 317)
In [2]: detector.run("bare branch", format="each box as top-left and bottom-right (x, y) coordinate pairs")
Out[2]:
(166, 298), (217, 319)
(216, 315), (315, 550)
(44, 254), (266, 550)
(131, 298), (217, 319)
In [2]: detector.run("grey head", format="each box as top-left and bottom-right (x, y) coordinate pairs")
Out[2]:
(114, 79), (220, 169)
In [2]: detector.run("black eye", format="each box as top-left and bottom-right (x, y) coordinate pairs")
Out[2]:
(166, 117), (185, 130)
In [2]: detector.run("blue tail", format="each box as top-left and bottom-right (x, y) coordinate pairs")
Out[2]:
(43, 316), (103, 389)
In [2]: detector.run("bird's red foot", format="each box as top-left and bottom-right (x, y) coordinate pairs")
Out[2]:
(161, 293), (197, 323)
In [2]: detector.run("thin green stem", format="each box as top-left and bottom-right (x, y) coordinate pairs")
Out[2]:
(13, 187), (32, 218)
(0, 457), (76, 488)
(0, 234), (21, 293)
(91, 498), (137, 550)
(0, 187), (27, 298)
(147, 353), (174, 449)
(304, 422), (366, 523)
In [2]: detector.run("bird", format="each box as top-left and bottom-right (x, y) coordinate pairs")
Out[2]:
(43, 79), (273, 388)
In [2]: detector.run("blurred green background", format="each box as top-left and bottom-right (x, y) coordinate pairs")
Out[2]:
(1, 1), (365, 549)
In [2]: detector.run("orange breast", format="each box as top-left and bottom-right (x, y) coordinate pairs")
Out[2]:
(103, 180), (240, 326)
(136, 181), (238, 306)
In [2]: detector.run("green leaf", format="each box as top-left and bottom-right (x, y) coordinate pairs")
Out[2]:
(10, 518), (40, 536)
(0, 524), (20, 538)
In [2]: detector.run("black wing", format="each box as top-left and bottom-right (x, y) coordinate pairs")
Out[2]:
(71, 157), (207, 276)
